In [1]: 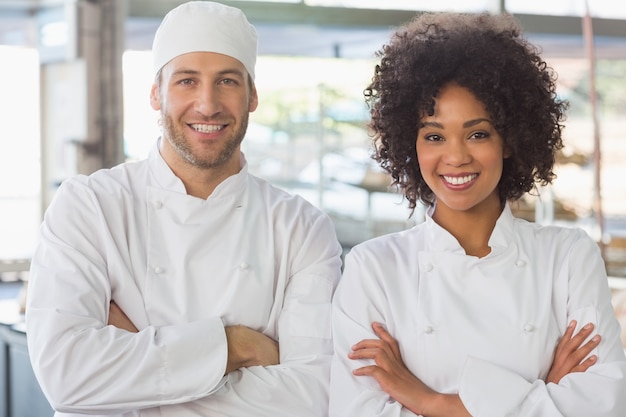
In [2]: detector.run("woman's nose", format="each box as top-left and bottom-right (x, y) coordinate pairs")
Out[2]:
(443, 140), (471, 166)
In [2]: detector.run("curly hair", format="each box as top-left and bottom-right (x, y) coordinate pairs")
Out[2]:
(366, 12), (567, 212)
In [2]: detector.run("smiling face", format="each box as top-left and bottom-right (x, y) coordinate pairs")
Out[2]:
(416, 83), (508, 219)
(151, 51), (258, 175)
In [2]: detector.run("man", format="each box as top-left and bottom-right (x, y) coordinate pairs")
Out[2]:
(25, 2), (342, 416)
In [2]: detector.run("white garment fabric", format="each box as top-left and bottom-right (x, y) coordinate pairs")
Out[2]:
(151, 1), (258, 79)
(26, 143), (342, 417)
(330, 204), (626, 417)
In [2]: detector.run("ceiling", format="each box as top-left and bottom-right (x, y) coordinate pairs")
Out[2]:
(1, 0), (626, 59)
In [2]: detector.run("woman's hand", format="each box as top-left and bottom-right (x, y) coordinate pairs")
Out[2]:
(546, 320), (601, 384)
(108, 301), (138, 333)
(349, 322), (470, 417)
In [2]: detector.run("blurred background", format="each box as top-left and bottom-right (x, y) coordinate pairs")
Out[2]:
(0, 1), (625, 414)
(0, 0), (625, 276)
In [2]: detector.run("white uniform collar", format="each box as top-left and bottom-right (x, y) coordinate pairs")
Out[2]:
(148, 139), (249, 199)
(425, 201), (514, 256)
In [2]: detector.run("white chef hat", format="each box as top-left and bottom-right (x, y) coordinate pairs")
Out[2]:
(152, 1), (258, 80)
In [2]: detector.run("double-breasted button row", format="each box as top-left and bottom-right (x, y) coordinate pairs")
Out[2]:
(152, 264), (250, 274)
(420, 323), (536, 334)
(422, 259), (527, 272)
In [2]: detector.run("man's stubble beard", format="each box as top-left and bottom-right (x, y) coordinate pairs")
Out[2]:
(162, 111), (249, 170)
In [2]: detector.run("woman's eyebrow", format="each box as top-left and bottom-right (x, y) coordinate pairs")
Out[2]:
(420, 121), (444, 128)
(463, 118), (492, 128)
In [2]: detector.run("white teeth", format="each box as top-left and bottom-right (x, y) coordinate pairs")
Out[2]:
(443, 174), (477, 185)
(191, 124), (223, 133)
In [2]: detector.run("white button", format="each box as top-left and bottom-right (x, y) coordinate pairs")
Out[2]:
(424, 326), (434, 334)
(153, 201), (163, 209)
(424, 264), (434, 272)
(515, 260), (526, 268)
(239, 262), (249, 270)
(154, 266), (165, 274)
(524, 324), (534, 333)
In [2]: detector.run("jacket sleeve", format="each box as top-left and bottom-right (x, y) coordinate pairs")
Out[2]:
(458, 232), (626, 417)
(170, 211), (343, 416)
(26, 180), (231, 414)
(330, 231), (626, 417)
(26, 180), (342, 415)
(330, 249), (420, 417)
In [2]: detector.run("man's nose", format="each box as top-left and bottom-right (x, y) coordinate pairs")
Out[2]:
(195, 87), (223, 116)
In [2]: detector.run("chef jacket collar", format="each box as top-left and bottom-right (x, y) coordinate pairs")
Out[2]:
(487, 203), (515, 255)
(425, 201), (514, 257)
(149, 139), (249, 199)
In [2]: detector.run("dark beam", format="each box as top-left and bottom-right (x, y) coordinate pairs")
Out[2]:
(127, 1), (626, 39)
(128, 1), (416, 28)
(516, 13), (626, 38)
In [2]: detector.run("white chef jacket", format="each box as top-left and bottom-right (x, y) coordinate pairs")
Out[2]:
(26, 143), (342, 417)
(330, 204), (626, 417)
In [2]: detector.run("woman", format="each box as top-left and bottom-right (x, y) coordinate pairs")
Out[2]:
(329, 12), (626, 417)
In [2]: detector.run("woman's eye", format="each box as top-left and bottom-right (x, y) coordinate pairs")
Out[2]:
(470, 131), (489, 140)
(424, 134), (443, 142)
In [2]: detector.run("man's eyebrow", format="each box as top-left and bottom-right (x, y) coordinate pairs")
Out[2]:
(170, 69), (200, 77)
(216, 68), (246, 77)
(170, 68), (246, 78)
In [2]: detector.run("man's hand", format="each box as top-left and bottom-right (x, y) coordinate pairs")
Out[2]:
(107, 305), (278, 373)
(546, 320), (601, 384)
(108, 301), (138, 333)
(225, 325), (279, 374)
